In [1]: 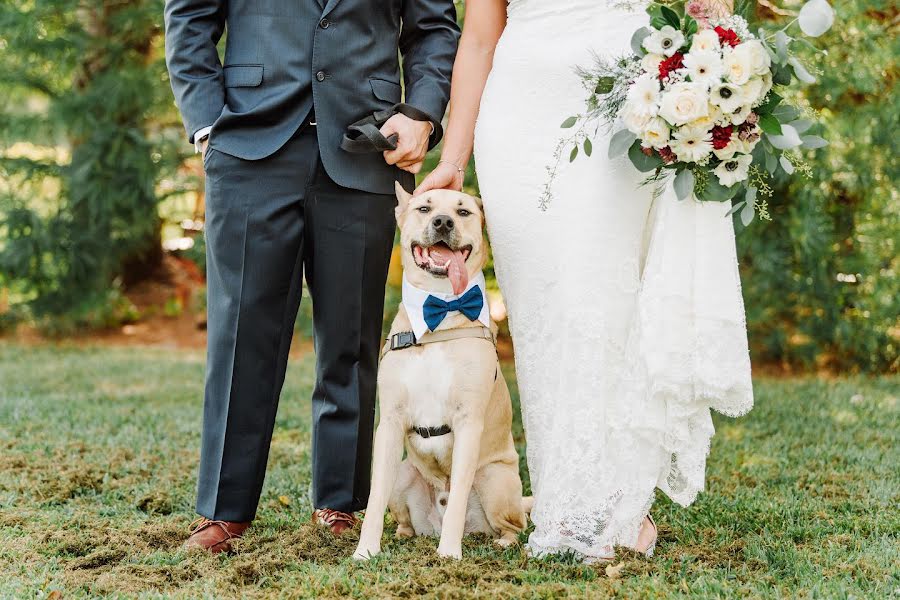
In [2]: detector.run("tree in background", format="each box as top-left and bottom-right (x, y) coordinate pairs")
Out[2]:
(736, 0), (898, 372)
(0, 0), (185, 331)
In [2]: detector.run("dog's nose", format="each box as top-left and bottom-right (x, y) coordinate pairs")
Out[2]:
(431, 215), (455, 233)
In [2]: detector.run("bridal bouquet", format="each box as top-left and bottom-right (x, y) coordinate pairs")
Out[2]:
(552, 0), (834, 225)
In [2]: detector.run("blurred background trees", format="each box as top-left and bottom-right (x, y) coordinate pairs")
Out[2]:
(0, 0), (896, 371)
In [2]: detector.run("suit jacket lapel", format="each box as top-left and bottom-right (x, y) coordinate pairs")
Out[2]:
(321, 0), (342, 18)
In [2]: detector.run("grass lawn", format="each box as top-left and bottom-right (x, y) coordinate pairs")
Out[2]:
(0, 343), (897, 598)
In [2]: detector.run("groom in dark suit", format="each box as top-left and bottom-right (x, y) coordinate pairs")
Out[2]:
(164, 0), (459, 552)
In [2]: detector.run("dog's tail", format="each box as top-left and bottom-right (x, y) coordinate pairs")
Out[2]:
(521, 496), (534, 516)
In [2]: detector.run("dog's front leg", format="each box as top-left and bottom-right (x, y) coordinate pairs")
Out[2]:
(353, 416), (404, 561)
(436, 423), (483, 559)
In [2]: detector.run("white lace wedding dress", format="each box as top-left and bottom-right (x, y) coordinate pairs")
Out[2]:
(474, 0), (754, 558)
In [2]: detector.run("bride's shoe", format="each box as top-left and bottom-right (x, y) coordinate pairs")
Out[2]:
(635, 515), (658, 557)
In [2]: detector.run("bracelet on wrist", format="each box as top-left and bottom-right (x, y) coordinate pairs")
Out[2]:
(439, 159), (465, 174)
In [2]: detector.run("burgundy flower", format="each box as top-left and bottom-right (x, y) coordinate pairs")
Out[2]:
(711, 125), (734, 150)
(658, 53), (685, 81)
(715, 26), (741, 48)
(658, 146), (678, 164)
(641, 146), (655, 157)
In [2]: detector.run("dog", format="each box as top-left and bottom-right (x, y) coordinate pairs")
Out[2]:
(353, 183), (530, 560)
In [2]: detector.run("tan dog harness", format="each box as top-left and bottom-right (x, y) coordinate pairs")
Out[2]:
(380, 326), (496, 358)
(381, 326), (498, 439)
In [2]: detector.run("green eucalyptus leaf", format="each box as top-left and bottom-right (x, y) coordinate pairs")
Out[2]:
(801, 135), (829, 149)
(759, 114), (784, 136)
(773, 64), (793, 86)
(775, 31), (790, 63)
(779, 155), (795, 174)
(609, 129), (637, 158)
(673, 168), (695, 201)
(570, 145), (579, 162)
(799, 0), (835, 37)
(628, 141), (664, 173)
(561, 116), (578, 129)
(584, 138), (593, 157)
(767, 124), (803, 150)
(772, 104), (801, 121)
(765, 149), (779, 174)
(631, 27), (652, 55)
(726, 200), (747, 217)
(789, 119), (814, 134)
(789, 57), (817, 84)
(740, 196), (756, 226)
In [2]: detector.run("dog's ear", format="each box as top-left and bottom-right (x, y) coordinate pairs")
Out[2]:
(395, 182), (413, 223)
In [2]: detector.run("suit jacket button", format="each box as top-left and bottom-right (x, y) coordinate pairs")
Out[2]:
(319, 18), (330, 29)
(316, 71), (326, 82)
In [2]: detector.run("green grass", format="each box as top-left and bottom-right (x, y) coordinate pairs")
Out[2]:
(0, 343), (897, 599)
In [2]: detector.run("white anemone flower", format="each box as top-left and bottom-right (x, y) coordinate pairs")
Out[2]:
(714, 153), (754, 186)
(711, 82), (746, 114)
(644, 26), (686, 57)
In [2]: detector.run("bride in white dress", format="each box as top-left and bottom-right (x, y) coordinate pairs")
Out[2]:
(416, 0), (753, 561)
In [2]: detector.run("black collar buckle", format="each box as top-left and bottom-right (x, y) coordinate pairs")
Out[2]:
(390, 331), (418, 351)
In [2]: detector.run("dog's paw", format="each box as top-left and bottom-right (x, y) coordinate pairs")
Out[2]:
(494, 536), (516, 548)
(436, 543), (462, 560)
(395, 525), (415, 538)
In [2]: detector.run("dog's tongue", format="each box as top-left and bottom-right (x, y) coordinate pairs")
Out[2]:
(430, 245), (469, 295)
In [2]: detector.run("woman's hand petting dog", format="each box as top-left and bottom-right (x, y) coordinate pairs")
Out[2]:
(380, 113), (432, 174)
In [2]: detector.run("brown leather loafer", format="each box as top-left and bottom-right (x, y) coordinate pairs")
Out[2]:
(183, 517), (251, 554)
(312, 509), (359, 535)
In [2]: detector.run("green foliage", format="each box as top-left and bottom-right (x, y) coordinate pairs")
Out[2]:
(736, 0), (899, 372)
(0, 0), (185, 326)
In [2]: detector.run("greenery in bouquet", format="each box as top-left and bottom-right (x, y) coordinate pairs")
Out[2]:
(550, 0), (835, 226)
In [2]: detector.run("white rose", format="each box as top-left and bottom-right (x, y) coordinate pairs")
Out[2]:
(742, 77), (766, 106)
(759, 71), (774, 98)
(644, 26), (686, 57)
(641, 117), (671, 150)
(626, 74), (662, 119)
(740, 40), (772, 76)
(691, 29), (721, 53)
(688, 104), (721, 130)
(622, 100), (653, 135)
(723, 46), (753, 85)
(714, 153), (753, 186)
(670, 125), (714, 163)
(658, 82), (710, 126)
(641, 53), (665, 73)
(682, 49), (725, 86)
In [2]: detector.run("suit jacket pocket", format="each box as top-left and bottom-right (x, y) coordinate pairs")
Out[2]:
(370, 78), (402, 104)
(224, 64), (264, 88)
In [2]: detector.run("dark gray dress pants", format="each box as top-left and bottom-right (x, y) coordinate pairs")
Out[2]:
(196, 126), (396, 521)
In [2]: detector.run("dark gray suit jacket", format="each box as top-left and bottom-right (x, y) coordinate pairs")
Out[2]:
(164, 0), (459, 194)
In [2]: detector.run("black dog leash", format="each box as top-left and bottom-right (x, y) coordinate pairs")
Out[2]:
(341, 103), (434, 154)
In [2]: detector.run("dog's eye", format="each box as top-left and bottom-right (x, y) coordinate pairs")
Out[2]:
(457, 209), (471, 217)
(416, 206), (431, 214)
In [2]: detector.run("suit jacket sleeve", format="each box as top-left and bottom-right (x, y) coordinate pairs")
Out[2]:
(164, 0), (227, 143)
(400, 0), (461, 149)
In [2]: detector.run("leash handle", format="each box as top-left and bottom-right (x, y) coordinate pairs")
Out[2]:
(341, 103), (433, 154)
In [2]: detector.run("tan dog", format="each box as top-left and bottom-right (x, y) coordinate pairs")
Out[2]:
(353, 183), (529, 560)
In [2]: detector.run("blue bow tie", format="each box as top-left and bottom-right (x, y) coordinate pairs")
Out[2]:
(422, 286), (484, 331)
